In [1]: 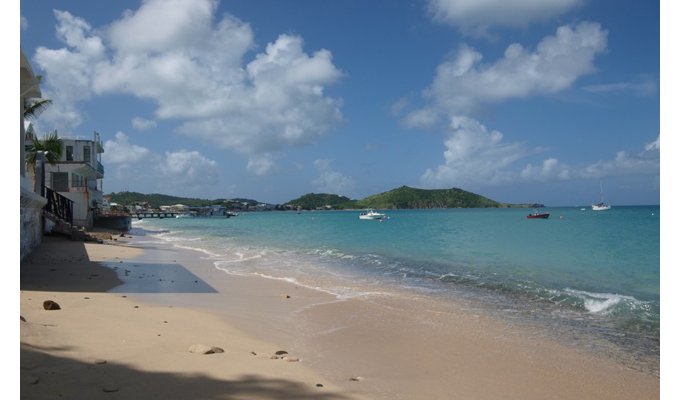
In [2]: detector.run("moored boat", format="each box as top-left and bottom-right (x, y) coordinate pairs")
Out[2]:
(592, 181), (611, 211)
(591, 202), (611, 211)
(359, 209), (388, 220)
(527, 211), (550, 219)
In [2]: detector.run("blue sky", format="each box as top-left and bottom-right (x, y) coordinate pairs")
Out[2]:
(18, 0), (662, 206)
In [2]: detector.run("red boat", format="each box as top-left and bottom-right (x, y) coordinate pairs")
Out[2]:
(527, 212), (550, 219)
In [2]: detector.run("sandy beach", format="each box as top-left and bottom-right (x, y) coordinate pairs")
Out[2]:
(20, 232), (660, 399)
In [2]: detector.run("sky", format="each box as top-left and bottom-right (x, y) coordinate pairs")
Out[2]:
(17, 0), (663, 206)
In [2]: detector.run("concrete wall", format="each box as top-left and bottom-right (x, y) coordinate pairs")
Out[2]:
(20, 179), (47, 261)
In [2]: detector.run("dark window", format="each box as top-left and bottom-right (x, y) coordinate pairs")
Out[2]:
(51, 172), (69, 192)
(71, 173), (86, 187)
(66, 146), (74, 161)
(83, 146), (91, 162)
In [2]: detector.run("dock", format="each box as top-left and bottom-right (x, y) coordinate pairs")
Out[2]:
(132, 212), (179, 219)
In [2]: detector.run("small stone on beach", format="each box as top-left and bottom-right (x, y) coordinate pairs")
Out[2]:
(275, 350), (288, 355)
(43, 300), (61, 310)
(189, 344), (225, 354)
(21, 316), (26, 322)
(349, 376), (363, 382)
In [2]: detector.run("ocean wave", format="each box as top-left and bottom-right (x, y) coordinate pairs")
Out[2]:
(562, 288), (646, 314)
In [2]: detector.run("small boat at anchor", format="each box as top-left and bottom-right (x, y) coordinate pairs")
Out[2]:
(359, 209), (388, 220)
(592, 181), (611, 211)
(527, 211), (550, 219)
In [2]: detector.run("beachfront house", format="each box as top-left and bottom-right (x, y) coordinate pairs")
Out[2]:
(28, 132), (106, 229)
(20, 49), (49, 259)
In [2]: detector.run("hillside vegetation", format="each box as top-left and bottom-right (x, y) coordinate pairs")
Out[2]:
(106, 192), (225, 209)
(108, 186), (539, 210)
(356, 186), (503, 209)
(285, 193), (356, 209)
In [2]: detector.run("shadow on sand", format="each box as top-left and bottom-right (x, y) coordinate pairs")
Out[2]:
(20, 346), (352, 399)
(20, 234), (217, 294)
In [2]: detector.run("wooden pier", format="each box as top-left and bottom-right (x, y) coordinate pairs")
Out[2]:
(132, 212), (179, 219)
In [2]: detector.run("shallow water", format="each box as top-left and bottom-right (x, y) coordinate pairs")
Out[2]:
(131, 206), (660, 372)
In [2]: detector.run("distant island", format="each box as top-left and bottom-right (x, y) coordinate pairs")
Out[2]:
(106, 186), (542, 211)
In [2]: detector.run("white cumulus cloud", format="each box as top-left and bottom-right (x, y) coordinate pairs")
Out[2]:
(102, 132), (219, 191)
(31, 0), (344, 176)
(103, 132), (151, 165)
(578, 136), (660, 179)
(158, 149), (219, 186)
(313, 159), (354, 194)
(422, 119), (659, 188)
(131, 117), (157, 131)
(404, 22), (607, 127)
(427, 0), (582, 35)
(420, 116), (536, 187)
(246, 153), (277, 176)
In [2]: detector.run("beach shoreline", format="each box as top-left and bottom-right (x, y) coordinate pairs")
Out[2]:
(20, 231), (659, 399)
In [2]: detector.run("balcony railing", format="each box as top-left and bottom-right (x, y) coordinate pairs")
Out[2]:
(44, 187), (74, 225)
(97, 161), (104, 176)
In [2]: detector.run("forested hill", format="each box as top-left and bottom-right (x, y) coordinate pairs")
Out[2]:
(285, 193), (355, 209)
(108, 187), (539, 210)
(357, 186), (505, 209)
(106, 192), (226, 209)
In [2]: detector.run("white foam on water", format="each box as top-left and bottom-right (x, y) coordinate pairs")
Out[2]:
(564, 288), (640, 314)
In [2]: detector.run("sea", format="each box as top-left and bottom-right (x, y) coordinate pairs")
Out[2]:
(130, 206), (660, 373)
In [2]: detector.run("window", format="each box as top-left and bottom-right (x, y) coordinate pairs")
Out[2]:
(66, 146), (74, 161)
(83, 146), (91, 162)
(51, 172), (69, 192)
(71, 173), (86, 188)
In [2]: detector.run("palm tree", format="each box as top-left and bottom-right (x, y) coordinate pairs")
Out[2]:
(25, 130), (63, 175)
(23, 98), (52, 121)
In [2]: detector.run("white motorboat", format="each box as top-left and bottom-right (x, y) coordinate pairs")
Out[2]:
(359, 209), (388, 220)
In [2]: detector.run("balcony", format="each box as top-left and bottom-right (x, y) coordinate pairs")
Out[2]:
(96, 161), (104, 176)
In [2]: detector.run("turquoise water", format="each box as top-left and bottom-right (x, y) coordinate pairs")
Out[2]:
(132, 206), (660, 366)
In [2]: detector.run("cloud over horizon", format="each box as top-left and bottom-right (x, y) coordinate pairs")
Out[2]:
(420, 116), (659, 188)
(313, 159), (354, 194)
(103, 131), (220, 194)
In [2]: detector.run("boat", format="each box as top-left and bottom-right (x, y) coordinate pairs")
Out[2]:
(359, 209), (388, 220)
(591, 202), (611, 211)
(591, 181), (611, 211)
(527, 211), (550, 219)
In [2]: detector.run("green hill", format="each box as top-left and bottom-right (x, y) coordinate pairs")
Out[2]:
(285, 193), (357, 210)
(109, 187), (538, 211)
(356, 186), (504, 209)
(106, 192), (225, 209)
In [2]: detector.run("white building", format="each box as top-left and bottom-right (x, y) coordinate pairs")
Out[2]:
(32, 132), (106, 229)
